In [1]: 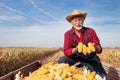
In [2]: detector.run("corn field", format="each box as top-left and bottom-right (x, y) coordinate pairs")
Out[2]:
(98, 48), (120, 69)
(0, 47), (120, 77)
(0, 47), (59, 76)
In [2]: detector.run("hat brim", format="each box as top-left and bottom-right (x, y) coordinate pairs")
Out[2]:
(66, 13), (87, 23)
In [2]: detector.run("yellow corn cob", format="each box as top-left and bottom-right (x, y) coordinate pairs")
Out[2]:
(83, 44), (87, 55)
(49, 69), (55, 79)
(66, 67), (73, 72)
(23, 77), (29, 80)
(41, 77), (51, 80)
(73, 74), (85, 80)
(92, 78), (96, 80)
(87, 71), (96, 80)
(21, 62), (98, 80)
(70, 66), (77, 73)
(74, 69), (79, 74)
(78, 42), (83, 53)
(86, 70), (91, 77)
(61, 69), (68, 79)
(65, 77), (72, 80)
(53, 63), (60, 68)
(39, 75), (47, 78)
(71, 66), (76, 69)
(86, 47), (92, 54)
(63, 64), (70, 68)
(88, 42), (96, 52)
(57, 68), (63, 76)
(37, 69), (48, 75)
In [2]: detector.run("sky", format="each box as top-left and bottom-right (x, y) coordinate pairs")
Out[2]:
(0, 0), (120, 48)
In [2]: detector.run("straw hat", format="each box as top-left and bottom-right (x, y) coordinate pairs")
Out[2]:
(66, 10), (87, 23)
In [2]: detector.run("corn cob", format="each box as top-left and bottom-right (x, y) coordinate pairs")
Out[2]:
(86, 47), (92, 54)
(19, 62), (97, 80)
(65, 77), (72, 80)
(87, 71), (96, 80)
(39, 69), (49, 75)
(61, 69), (68, 79)
(86, 70), (91, 77)
(49, 69), (55, 80)
(83, 44), (87, 55)
(92, 78), (97, 80)
(57, 68), (63, 76)
(88, 42), (96, 52)
(78, 42), (83, 53)
(73, 74), (85, 80)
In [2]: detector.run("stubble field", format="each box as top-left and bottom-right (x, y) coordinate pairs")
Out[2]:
(0, 47), (120, 77)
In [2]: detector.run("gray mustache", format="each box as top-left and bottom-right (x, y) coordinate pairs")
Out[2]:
(79, 24), (82, 26)
(74, 24), (82, 26)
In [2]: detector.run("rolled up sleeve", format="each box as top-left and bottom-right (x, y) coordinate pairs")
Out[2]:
(91, 29), (102, 53)
(64, 32), (74, 57)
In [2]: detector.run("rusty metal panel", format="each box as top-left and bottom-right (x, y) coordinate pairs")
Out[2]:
(102, 63), (120, 80)
(0, 60), (42, 80)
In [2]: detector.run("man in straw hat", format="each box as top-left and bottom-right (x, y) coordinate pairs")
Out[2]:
(58, 10), (109, 79)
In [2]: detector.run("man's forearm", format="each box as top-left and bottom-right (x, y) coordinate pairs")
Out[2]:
(72, 47), (78, 54)
(94, 45), (101, 53)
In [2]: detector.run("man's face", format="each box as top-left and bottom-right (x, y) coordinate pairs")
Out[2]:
(71, 16), (84, 30)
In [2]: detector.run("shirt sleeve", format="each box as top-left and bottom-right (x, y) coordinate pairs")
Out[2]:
(63, 32), (73, 57)
(90, 28), (102, 53)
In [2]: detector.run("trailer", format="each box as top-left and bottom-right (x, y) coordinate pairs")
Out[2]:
(102, 63), (120, 80)
(0, 60), (42, 80)
(0, 60), (120, 80)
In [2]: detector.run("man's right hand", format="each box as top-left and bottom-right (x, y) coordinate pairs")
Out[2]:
(72, 46), (78, 54)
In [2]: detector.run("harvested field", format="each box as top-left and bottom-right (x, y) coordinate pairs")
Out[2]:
(0, 47), (59, 76)
(0, 47), (120, 77)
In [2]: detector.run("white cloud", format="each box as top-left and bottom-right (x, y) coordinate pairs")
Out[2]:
(84, 16), (120, 48)
(0, 20), (70, 47)
(0, 16), (120, 48)
(0, 0), (120, 48)
(85, 16), (120, 25)
(0, 15), (25, 21)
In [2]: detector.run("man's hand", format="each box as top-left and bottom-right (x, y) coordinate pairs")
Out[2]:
(88, 42), (96, 52)
(89, 43), (101, 53)
(93, 44), (101, 53)
(72, 46), (78, 54)
(78, 42), (96, 55)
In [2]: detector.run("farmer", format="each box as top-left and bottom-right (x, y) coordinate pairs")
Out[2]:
(58, 10), (108, 79)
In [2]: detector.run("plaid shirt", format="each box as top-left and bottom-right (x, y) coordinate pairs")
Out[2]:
(64, 26), (102, 57)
